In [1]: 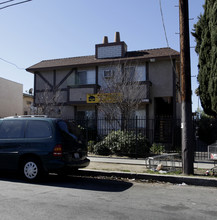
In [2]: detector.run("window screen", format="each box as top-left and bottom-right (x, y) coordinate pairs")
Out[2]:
(0, 120), (25, 139)
(25, 121), (52, 138)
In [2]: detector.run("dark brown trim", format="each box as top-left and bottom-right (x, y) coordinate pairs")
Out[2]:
(74, 106), (77, 118)
(146, 104), (149, 137)
(33, 73), (36, 105)
(68, 101), (96, 105)
(95, 66), (98, 93)
(146, 61), (149, 80)
(68, 84), (100, 89)
(172, 59), (177, 120)
(35, 88), (68, 93)
(53, 70), (56, 87)
(55, 68), (76, 90)
(96, 41), (127, 48)
(95, 105), (98, 119)
(36, 71), (53, 89)
(67, 87), (70, 103)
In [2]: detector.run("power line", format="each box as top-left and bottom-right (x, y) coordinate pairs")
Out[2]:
(0, 0), (32, 69)
(0, 0), (32, 10)
(159, 0), (170, 48)
(0, 0), (16, 5)
(0, 57), (25, 70)
(158, 0), (179, 83)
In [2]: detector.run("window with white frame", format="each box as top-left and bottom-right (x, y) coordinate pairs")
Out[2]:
(104, 70), (114, 79)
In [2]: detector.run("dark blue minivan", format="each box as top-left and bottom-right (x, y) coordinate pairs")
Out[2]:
(0, 116), (90, 181)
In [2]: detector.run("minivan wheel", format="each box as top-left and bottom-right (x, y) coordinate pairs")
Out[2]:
(22, 158), (42, 181)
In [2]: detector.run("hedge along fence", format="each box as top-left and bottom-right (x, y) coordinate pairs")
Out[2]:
(90, 130), (150, 158)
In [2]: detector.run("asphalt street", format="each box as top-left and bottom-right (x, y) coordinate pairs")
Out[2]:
(0, 174), (217, 220)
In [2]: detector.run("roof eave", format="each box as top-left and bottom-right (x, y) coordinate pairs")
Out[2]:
(26, 54), (180, 73)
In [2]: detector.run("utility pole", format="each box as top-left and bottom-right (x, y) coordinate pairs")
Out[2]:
(179, 0), (194, 175)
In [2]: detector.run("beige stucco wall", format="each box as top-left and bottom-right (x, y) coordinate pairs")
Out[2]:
(0, 77), (23, 117)
(148, 59), (180, 119)
(149, 60), (173, 97)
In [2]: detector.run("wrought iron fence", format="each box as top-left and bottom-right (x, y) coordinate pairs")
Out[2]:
(66, 117), (208, 160)
(66, 117), (181, 155)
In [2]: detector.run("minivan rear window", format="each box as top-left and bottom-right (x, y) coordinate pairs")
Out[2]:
(0, 120), (25, 139)
(25, 121), (52, 138)
(57, 120), (77, 140)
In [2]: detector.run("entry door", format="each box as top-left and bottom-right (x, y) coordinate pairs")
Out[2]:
(154, 97), (173, 143)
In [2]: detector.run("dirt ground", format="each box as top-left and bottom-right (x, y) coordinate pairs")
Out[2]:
(85, 162), (147, 173)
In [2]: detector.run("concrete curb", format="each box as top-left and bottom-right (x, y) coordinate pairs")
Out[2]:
(80, 169), (217, 187)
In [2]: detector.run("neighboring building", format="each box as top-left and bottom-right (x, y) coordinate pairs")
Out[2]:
(23, 93), (34, 115)
(26, 32), (181, 144)
(0, 77), (23, 117)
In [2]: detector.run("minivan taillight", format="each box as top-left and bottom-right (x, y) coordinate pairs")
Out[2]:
(53, 145), (63, 157)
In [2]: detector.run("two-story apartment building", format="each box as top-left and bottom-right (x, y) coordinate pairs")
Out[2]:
(26, 32), (181, 144)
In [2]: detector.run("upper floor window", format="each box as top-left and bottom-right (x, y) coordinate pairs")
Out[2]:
(67, 70), (96, 86)
(124, 66), (135, 81)
(76, 71), (87, 85)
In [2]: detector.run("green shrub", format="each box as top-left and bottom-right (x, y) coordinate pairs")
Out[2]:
(93, 130), (150, 157)
(93, 141), (111, 156)
(150, 143), (165, 154)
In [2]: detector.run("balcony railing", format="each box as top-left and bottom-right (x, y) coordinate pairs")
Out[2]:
(68, 81), (151, 104)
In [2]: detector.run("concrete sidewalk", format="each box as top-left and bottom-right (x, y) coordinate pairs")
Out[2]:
(79, 156), (217, 187)
(88, 155), (215, 169)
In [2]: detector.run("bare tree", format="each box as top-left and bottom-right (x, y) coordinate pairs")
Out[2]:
(33, 88), (64, 117)
(98, 62), (149, 129)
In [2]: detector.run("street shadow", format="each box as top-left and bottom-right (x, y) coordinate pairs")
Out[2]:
(0, 171), (133, 192)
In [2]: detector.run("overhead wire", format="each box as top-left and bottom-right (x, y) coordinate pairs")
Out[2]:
(0, 0), (32, 10)
(159, 0), (170, 48)
(159, 0), (180, 91)
(0, 0), (32, 69)
(0, 57), (25, 70)
(0, 0), (16, 5)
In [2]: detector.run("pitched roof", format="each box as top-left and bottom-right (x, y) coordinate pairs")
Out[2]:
(26, 47), (179, 72)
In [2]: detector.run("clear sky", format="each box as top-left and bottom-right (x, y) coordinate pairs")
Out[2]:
(0, 0), (205, 111)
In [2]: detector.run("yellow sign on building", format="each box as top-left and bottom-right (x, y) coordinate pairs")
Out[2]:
(87, 93), (122, 103)
(86, 94), (100, 103)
